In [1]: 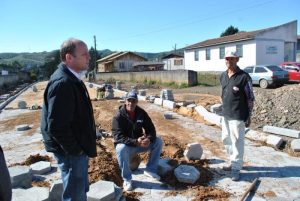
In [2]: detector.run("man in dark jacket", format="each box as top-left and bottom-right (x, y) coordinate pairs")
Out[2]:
(220, 51), (254, 181)
(41, 38), (96, 201)
(112, 91), (163, 191)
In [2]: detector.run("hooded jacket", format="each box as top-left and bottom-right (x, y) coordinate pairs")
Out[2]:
(40, 63), (97, 157)
(112, 105), (156, 146)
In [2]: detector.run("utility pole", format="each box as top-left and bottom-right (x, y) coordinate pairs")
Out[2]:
(173, 44), (177, 54)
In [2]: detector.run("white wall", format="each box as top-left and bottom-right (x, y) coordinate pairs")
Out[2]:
(163, 58), (184, 70)
(256, 39), (284, 65)
(184, 40), (256, 71)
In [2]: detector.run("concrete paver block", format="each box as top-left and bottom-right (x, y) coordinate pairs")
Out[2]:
(184, 143), (203, 161)
(163, 100), (176, 109)
(9, 165), (32, 188)
(18, 100), (27, 109)
(154, 98), (163, 106)
(12, 187), (50, 201)
(164, 113), (173, 119)
(195, 105), (209, 116)
(203, 112), (222, 127)
(186, 104), (197, 109)
(174, 165), (200, 184)
(137, 95), (147, 101)
(50, 180), (63, 201)
(291, 139), (300, 152)
(87, 180), (115, 201)
(263, 125), (300, 138)
(266, 135), (283, 148)
(30, 161), (51, 175)
(16, 124), (30, 131)
(32, 86), (38, 92)
(157, 158), (175, 176)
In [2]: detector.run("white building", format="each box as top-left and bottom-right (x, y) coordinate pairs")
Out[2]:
(162, 53), (184, 70)
(184, 20), (297, 72)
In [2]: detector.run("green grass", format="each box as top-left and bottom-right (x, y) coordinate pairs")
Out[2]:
(197, 73), (221, 86)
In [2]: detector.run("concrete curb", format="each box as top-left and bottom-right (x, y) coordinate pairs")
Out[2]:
(0, 82), (37, 111)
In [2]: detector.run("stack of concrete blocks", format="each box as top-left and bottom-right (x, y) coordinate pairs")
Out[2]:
(115, 81), (122, 90)
(174, 165), (200, 184)
(105, 87), (114, 99)
(184, 142), (203, 161)
(160, 89), (174, 101)
(195, 105), (222, 127)
(18, 100), (27, 109)
(87, 180), (123, 201)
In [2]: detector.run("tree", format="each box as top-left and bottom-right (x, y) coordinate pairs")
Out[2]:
(41, 50), (60, 79)
(88, 47), (102, 73)
(220, 25), (239, 37)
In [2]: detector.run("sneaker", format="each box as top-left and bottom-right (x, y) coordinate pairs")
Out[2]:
(222, 164), (232, 171)
(144, 170), (161, 180)
(123, 180), (133, 191)
(231, 170), (240, 181)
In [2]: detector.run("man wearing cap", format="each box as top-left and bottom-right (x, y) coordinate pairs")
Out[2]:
(112, 91), (163, 191)
(220, 51), (254, 181)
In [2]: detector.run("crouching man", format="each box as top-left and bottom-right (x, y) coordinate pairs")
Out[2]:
(112, 91), (163, 191)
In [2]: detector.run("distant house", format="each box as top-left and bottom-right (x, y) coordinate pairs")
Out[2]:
(184, 20), (298, 71)
(297, 35), (300, 62)
(161, 53), (184, 70)
(96, 51), (146, 72)
(132, 61), (165, 71)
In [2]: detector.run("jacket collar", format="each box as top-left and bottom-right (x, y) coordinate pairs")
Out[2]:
(58, 63), (81, 83)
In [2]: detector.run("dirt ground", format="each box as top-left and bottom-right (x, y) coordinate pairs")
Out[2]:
(3, 81), (300, 200)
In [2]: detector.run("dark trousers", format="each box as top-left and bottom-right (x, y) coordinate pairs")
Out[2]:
(0, 146), (12, 201)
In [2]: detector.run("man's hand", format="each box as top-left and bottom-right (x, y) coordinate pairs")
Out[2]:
(137, 136), (150, 147)
(245, 118), (251, 128)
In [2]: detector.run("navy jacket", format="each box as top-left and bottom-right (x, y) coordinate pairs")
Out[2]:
(41, 63), (97, 157)
(112, 105), (156, 146)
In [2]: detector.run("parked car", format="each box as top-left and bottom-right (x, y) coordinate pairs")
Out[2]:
(279, 62), (300, 82)
(243, 65), (289, 88)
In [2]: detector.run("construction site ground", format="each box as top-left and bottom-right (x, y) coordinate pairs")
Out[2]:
(0, 81), (300, 201)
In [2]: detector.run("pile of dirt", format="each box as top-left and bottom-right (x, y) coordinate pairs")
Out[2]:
(251, 84), (300, 131)
(32, 180), (51, 188)
(10, 154), (51, 166)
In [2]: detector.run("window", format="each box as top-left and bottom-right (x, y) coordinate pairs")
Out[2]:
(206, 49), (210, 60)
(119, 62), (125, 70)
(236, 44), (243, 57)
(254, 67), (267, 73)
(194, 50), (199, 61)
(174, 59), (183, 66)
(244, 67), (254, 73)
(219, 47), (225, 59)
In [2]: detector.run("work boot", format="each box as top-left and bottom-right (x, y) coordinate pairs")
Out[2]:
(231, 170), (240, 181)
(123, 180), (133, 191)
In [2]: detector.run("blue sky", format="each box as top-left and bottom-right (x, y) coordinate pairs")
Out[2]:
(0, 0), (299, 53)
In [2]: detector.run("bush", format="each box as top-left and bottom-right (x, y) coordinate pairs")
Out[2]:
(197, 72), (220, 86)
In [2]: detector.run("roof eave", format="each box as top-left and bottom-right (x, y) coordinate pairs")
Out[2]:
(185, 37), (254, 50)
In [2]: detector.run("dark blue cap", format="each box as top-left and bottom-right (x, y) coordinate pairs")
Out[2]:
(126, 91), (138, 100)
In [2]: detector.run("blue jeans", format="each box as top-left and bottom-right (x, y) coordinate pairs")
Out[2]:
(54, 152), (89, 201)
(115, 137), (163, 182)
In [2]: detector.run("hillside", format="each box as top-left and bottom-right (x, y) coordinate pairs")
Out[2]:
(0, 48), (184, 69)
